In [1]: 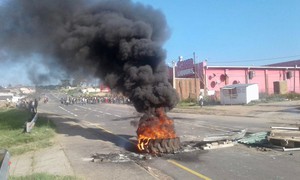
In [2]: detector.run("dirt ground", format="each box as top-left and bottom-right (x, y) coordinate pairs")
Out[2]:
(0, 101), (14, 109)
(172, 100), (300, 117)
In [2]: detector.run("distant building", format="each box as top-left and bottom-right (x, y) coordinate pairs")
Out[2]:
(81, 87), (101, 94)
(169, 58), (300, 100)
(20, 87), (35, 94)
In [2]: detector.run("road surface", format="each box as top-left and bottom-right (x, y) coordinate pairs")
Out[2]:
(37, 92), (300, 180)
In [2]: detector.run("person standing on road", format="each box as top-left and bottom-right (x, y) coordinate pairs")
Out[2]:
(199, 93), (204, 107)
(29, 100), (35, 114)
(34, 98), (38, 113)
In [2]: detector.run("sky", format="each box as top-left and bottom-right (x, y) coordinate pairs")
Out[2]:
(135, 0), (300, 66)
(0, 0), (300, 86)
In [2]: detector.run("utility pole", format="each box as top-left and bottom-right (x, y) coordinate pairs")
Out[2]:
(193, 52), (197, 94)
(294, 65), (297, 92)
(172, 60), (176, 89)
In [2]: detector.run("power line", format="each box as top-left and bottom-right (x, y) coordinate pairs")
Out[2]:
(168, 52), (300, 65)
(205, 55), (300, 64)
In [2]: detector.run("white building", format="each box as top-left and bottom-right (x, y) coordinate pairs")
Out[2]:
(81, 87), (101, 94)
(0, 92), (13, 101)
(20, 87), (35, 94)
(220, 84), (259, 105)
(11, 96), (26, 103)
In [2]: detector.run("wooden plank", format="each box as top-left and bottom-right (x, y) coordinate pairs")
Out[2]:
(269, 129), (300, 138)
(267, 136), (300, 143)
(283, 147), (300, 152)
(268, 136), (300, 148)
(270, 127), (300, 131)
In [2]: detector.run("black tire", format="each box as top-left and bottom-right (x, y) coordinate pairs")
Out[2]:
(142, 138), (181, 154)
(167, 138), (176, 152)
(149, 141), (158, 154)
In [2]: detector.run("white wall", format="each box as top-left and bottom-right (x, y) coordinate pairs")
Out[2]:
(246, 84), (259, 103)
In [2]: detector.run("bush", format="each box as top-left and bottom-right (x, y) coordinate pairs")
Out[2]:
(285, 92), (300, 100)
(259, 92), (300, 102)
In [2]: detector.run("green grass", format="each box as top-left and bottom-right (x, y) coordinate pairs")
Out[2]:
(259, 92), (300, 103)
(0, 108), (56, 155)
(9, 173), (81, 180)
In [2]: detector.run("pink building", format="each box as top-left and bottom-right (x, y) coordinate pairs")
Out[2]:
(169, 59), (300, 98)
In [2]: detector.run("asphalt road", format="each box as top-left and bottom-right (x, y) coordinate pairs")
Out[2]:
(38, 92), (300, 180)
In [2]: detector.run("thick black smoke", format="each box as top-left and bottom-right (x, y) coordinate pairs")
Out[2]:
(0, 0), (179, 113)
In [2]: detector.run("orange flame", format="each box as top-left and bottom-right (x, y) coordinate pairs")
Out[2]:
(137, 108), (176, 151)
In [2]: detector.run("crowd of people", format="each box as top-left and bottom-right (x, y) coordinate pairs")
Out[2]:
(16, 97), (39, 115)
(60, 95), (130, 105)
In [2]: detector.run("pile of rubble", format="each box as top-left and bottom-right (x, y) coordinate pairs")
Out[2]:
(268, 126), (300, 151)
(199, 129), (247, 150)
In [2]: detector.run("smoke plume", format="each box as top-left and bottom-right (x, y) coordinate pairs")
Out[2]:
(0, 0), (179, 113)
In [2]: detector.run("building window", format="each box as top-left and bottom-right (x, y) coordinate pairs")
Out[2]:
(286, 71), (293, 79)
(223, 88), (237, 98)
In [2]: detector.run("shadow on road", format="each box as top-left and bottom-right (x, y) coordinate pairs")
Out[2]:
(111, 116), (141, 122)
(39, 112), (138, 153)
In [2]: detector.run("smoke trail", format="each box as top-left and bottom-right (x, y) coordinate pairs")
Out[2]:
(0, 0), (179, 112)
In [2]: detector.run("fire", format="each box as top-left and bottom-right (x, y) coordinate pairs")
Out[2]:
(137, 108), (176, 152)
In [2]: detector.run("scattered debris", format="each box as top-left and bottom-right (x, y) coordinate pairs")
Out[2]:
(268, 128), (300, 148)
(271, 126), (300, 131)
(203, 129), (247, 142)
(199, 129), (247, 150)
(90, 126), (300, 162)
(91, 153), (132, 163)
(237, 127), (300, 152)
(283, 147), (300, 152)
(238, 132), (269, 145)
(90, 152), (156, 163)
(179, 141), (203, 152)
(256, 147), (271, 152)
(201, 140), (235, 150)
(237, 132), (277, 152)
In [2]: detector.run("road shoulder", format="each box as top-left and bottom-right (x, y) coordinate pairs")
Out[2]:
(9, 139), (74, 177)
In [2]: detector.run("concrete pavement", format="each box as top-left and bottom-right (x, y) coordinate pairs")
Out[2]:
(9, 143), (74, 177)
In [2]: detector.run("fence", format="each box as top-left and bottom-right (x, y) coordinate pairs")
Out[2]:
(26, 113), (38, 133)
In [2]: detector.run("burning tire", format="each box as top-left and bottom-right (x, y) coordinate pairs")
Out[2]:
(137, 108), (180, 154)
(142, 137), (181, 154)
